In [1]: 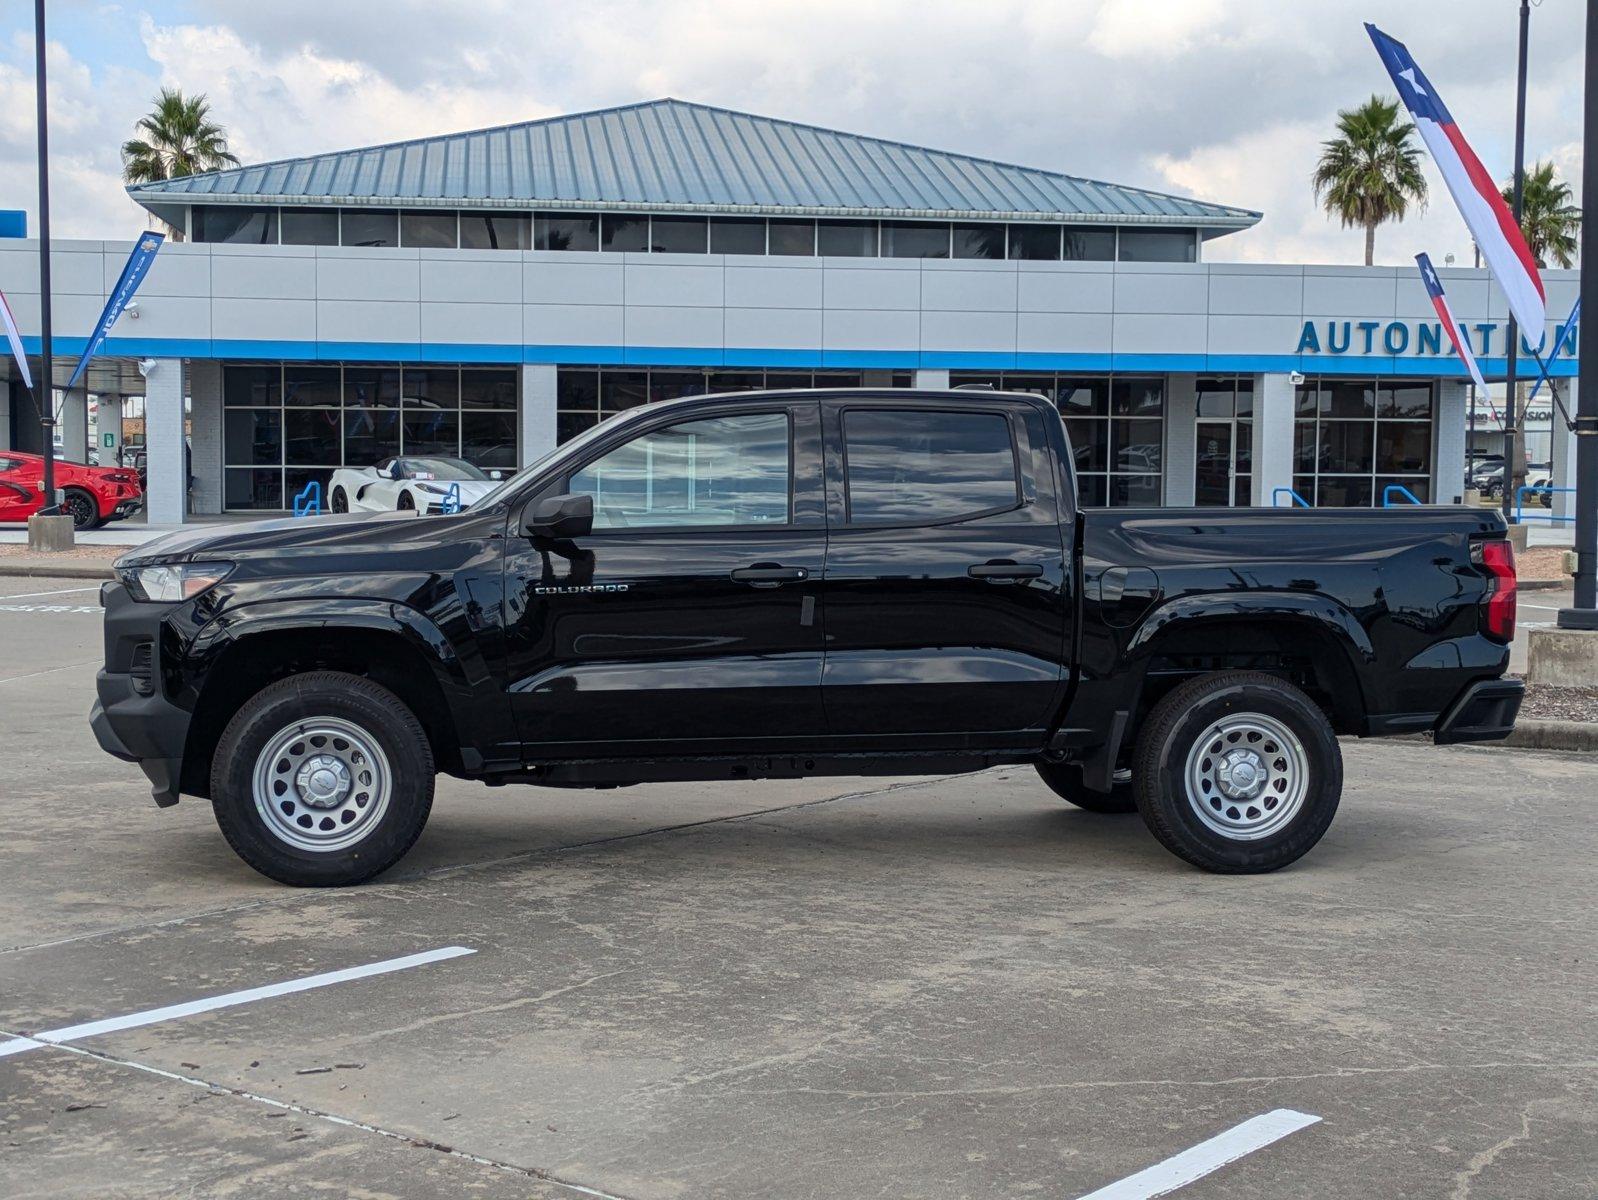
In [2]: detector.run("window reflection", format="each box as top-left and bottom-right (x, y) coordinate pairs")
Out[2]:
(845, 410), (1017, 524)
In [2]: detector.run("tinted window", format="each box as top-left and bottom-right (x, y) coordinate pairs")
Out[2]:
(401, 211), (458, 248)
(881, 221), (949, 258)
(601, 215), (649, 252)
(1007, 225), (1061, 260)
(341, 209), (398, 247)
(818, 222), (878, 256)
(194, 206), (277, 244)
(279, 208), (339, 246)
(570, 412), (791, 529)
(537, 214), (598, 251)
(461, 212), (530, 250)
(710, 218), (765, 254)
(1117, 229), (1196, 262)
(952, 224), (1005, 259)
(844, 410), (1018, 525)
(768, 220), (816, 256)
(650, 216), (707, 253)
(1062, 226), (1116, 261)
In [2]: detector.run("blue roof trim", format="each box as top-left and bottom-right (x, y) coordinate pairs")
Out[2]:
(126, 99), (1260, 231)
(22, 335), (1575, 377)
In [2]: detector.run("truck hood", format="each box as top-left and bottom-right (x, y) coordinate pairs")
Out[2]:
(115, 510), (449, 568)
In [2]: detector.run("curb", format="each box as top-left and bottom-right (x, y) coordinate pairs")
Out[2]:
(0, 562), (116, 580)
(1500, 719), (1598, 752)
(1521, 579), (1569, 592)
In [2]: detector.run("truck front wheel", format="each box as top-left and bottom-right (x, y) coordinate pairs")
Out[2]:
(1034, 761), (1136, 813)
(210, 671), (435, 886)
(1132, 671), (1341, 873)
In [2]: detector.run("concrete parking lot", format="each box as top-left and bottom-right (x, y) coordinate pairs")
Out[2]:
(1, 574), (1594, 1199)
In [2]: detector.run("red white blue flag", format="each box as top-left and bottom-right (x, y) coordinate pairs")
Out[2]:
(1369, 24), (1546, 340)
(1416, 253), (1491, 395)
(0, 286), (32, 390)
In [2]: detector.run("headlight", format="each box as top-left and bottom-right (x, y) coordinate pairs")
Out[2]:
(119, 561), (235, 603)
(416, 483), (449, 495)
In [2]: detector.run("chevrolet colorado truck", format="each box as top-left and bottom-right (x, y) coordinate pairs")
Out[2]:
(90, 388), (1523, 886)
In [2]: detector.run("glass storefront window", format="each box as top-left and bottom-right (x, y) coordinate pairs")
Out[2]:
(344, 366), (400, 409)
(284, 409), (341, 465)
(1193, 376), (1254, 507)
(406, 368), (461, 410)
(224, 365), (280, 407)
(460, 370), (517, 409)
(283, 366), (341, 407)
(224, 409), (281, 465)
(1294, 378), (1434, 507)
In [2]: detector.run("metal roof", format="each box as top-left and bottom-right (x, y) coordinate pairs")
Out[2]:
(126, 98), (1260, 230)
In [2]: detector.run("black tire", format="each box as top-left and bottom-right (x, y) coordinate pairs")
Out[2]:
(397, 491), (415, 511)
(1132, 671), (1341, 874)
(330, 487), (348, 513)
(61, 487), (103, 530)
(1035, 760), (1137, 813)
(210, 671), (435, 887)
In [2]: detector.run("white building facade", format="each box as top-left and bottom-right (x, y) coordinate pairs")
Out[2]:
(0, 100), (1580, 524)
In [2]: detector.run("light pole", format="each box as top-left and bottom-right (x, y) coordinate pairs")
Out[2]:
(1501, 0), (1531, 524)
(32, 0), (58, 516)
(1557, 0), (1598, 628)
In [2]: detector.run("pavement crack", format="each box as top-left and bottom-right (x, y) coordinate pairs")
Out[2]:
(15, 1037), (638, 1200)
(0, 771), (968, 959)
(1450, 1101), (1538, 1200)
(345, 968), (631, 1042)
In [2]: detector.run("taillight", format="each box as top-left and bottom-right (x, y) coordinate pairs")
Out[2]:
(1474, 538), (1517, 642)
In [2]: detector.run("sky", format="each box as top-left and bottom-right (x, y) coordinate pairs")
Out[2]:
(0, 0), (1586, 267)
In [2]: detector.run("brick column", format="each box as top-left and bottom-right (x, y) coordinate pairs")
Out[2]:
(59, 387), (87, 463)
(913, 368), (951, 390)
(1433, 379), (1468, 505)
(1551, 378), (1579, 521)
(1163, 373), (1198, 506)
(187, 360), (223, 514)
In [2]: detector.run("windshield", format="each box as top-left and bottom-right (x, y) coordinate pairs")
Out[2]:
(475, 411), (644, 507)
(399, 457), (488, 481)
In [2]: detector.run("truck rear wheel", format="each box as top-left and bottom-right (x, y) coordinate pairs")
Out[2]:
(1034, 761), (1136, 813)
(210, 671), (435, 887)
(1132, 671), (1341, 873)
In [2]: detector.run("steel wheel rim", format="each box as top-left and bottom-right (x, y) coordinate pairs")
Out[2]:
(251, 717), (392, 852)
(1183, 711), (1308, 841)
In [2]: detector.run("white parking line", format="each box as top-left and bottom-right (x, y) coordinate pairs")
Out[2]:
(1072, 1109), (1321, 1200)
(0, 586), (101, 600)
(0, 946), (475, 1059)
(0, 603), (102, 613)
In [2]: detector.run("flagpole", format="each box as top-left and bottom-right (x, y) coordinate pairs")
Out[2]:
(1557, 0), (1598, 627)
(1500, 0), (1531, 524)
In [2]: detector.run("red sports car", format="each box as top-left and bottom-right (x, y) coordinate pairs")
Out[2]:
(0, 450), (144, 530)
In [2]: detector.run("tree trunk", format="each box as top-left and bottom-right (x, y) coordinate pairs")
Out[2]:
(1364, 223), (1376, 267)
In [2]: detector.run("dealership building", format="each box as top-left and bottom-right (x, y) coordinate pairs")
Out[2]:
(0, 97), (1581, 524)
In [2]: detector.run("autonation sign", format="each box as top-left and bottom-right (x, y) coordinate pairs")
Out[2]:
(1296, 318), (1577, 358)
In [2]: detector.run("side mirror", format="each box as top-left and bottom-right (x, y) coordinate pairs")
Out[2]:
(521, 492), (593, 539)
(386, 463), (404, 480)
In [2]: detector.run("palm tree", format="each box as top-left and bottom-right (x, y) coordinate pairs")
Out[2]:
(121, 89), (240, 241)
(1311, 95), (1429, 266)
(1501, 161), (1580, 268)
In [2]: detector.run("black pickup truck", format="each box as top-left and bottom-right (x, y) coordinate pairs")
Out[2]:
(90, 388), (1522, 886)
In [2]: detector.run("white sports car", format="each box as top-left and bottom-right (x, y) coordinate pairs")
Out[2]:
(329, 457), (506, 515)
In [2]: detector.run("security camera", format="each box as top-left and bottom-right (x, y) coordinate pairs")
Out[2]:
(124, 301), (140, 320)
(136, 358), (158, 377)
(1289, 370), (1306, 386)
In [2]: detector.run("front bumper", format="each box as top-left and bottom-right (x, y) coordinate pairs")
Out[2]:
(1434, 677), (1525, 745)
(88, 581), (191, 807)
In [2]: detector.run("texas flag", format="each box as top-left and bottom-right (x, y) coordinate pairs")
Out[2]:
(1417, 253), (1492, 401)
(1369, 24), (1546, 340)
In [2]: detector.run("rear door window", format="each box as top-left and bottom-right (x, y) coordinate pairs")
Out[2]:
(843, 409), (1019, 526)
